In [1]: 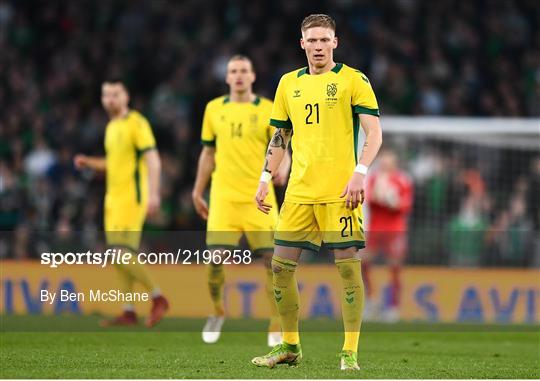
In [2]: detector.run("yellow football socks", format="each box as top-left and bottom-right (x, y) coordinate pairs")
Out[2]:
(115, 263), (135, 293)
(116, 262), (156, 293)
(336, 257), (364, 352)
(265, 267), (281, 332)
(207, 262), (225, 316)
(123, 262), (157, 292)
(272, 256), (300, 345)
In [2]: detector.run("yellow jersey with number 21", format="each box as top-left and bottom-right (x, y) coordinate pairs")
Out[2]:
(270, 63), (379, 204)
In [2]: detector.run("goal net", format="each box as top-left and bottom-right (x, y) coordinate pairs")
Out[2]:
(367, 117), (540, 267)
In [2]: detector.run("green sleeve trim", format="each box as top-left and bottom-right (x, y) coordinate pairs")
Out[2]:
(353, 105), (380, 116)
(138, 146), (156, 154)
(201, 139), (216, 147)
(134, 149), (143, 204)
(274, 239), (320, 252)
(325, 240), (366, 250)
(134, 146), (156, 205)
(269, 119), (293, 129)
(352, 111), (360, 163)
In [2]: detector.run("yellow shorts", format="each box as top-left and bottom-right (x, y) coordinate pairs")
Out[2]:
(104, 194), (146, 251)
(206, 198), (278, 253)
(274, 201), (365, 251)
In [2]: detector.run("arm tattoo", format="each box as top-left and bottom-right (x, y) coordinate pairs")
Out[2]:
(263, 158), (271, 173)
(264, 128), (291, 173)
(263, 149), (273, 173)
(270, 129), (287, 149)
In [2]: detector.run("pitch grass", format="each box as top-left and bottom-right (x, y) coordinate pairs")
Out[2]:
(1, 316), (538, 379)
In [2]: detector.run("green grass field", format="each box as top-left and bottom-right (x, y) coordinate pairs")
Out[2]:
(1, 316), (539, 379)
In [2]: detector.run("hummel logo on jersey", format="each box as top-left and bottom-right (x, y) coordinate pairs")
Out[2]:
(355, 69), (370, 83)
(293, 89), (301, 98)
(327, 83), (338, 97)
(274, 289), (282, 302)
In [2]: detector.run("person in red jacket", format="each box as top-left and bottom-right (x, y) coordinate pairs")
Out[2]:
(363, 149), (413, 322)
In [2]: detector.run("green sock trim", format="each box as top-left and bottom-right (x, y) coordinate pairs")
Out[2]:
(283, 342), (301, 353)
(335, 257), (361, 264)
(272, 256), (298, 269)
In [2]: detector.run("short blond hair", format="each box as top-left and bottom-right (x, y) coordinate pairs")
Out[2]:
(301, 14), (336, 32)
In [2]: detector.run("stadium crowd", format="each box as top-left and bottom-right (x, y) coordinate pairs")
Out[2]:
(1, 0), (539, 265)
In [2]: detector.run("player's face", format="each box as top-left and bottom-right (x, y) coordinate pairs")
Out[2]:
(226, 59), (255, 93)
(300, 27), (338, 69)
(101, 83), (129, 114)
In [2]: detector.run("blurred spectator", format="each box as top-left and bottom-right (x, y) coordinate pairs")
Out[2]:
(363, 149), (414, 322)
(447, 196), (488, 266)
(486, 195), (531, 266)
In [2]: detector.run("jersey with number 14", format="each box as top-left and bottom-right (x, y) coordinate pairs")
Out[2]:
(201, 95), (275, 203)
(270, 63), (379, 204)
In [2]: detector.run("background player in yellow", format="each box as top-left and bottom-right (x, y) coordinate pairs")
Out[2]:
(192, 55), (290, 346)
(74, 79), (169, 327)
(252, 15), (383, 370)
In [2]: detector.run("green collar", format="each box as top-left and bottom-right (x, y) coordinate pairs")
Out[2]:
(297, 62), (343, 77)
(223, 95), (261, 105)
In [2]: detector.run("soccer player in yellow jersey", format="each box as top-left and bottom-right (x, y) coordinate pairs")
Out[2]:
(192, 55), (290, 346)
(74, 79), (169, 327)
(252, 15), (383, 370)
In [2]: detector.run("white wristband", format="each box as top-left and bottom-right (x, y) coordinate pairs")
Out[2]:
(354, 164), (368, 175)
(260, 171), (272, 183)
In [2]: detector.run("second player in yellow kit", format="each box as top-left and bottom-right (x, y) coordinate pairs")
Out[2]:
(104, 110), (156, 249)
(74, 79), (169, 328)
(193, 55), (289, 346)
(201, 94), (278, 250)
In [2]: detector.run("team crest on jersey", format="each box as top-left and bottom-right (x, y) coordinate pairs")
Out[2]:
(325, 83), (338, 108)
(327, 83), (338, 97)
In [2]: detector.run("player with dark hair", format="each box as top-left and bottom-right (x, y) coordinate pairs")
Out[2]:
(74, 79), (169, 327)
